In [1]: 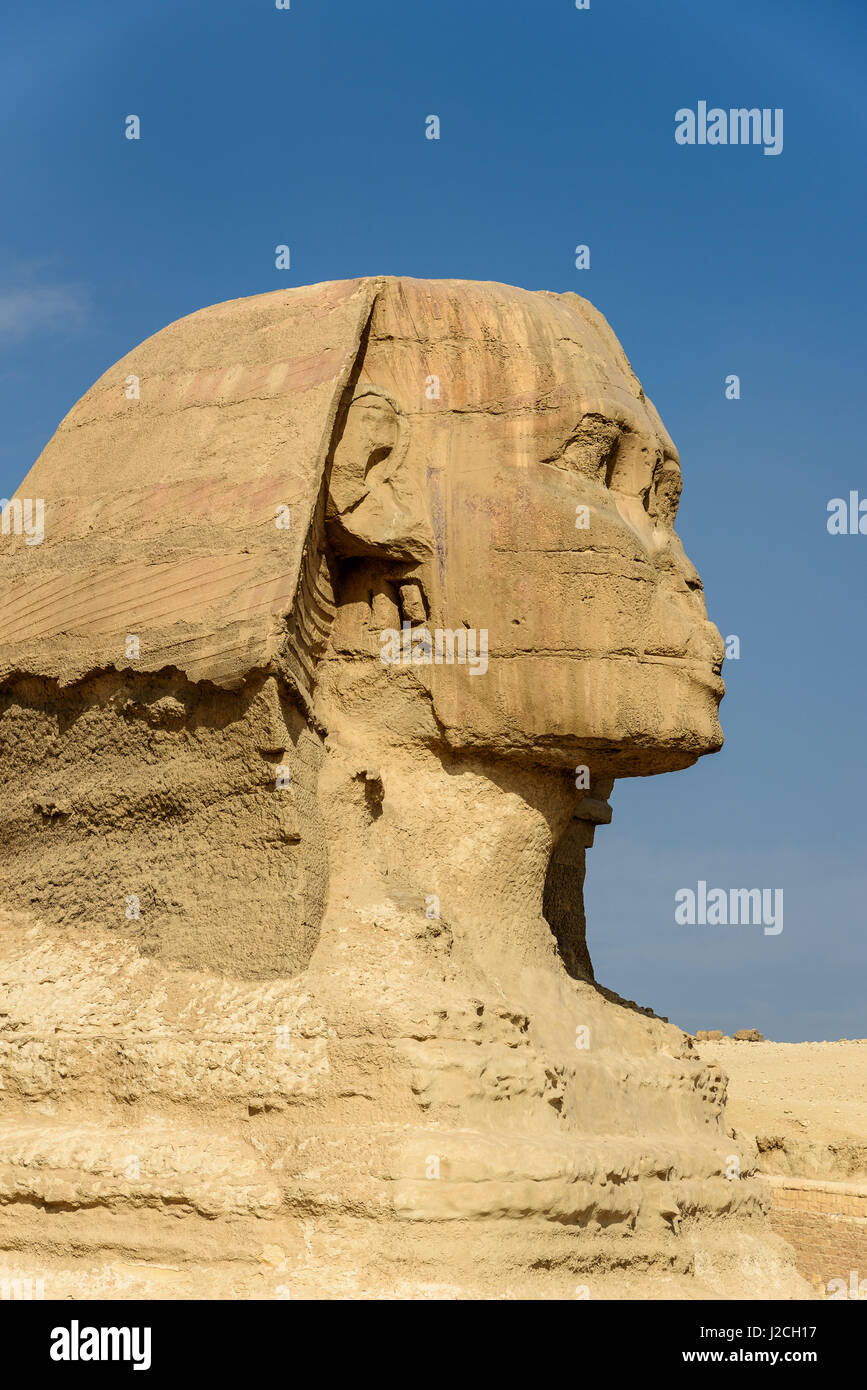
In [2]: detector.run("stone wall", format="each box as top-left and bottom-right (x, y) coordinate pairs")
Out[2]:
(768, 1177), (867, 1297)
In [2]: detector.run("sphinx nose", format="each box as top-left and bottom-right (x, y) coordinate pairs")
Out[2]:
(678, 549), (704, 595)
(688, 620), (726, 672)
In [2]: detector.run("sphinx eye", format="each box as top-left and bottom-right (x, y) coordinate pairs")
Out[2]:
(553, 415), (621, 483)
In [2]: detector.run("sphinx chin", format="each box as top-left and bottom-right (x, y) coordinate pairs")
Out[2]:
(428, 649), (724, 776)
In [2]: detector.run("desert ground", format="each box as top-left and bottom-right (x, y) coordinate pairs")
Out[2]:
(694, 1038), (867, 1181)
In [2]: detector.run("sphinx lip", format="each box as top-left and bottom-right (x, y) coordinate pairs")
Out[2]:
(696, 671), (726, 697)
(685, 666), (726, 697)
(638, 653), (726, 696)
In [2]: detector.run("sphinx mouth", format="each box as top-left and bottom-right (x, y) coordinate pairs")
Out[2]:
(697, 670), (726, 698)
(636, 652), (726, 698)
(689, 665), (726, 698)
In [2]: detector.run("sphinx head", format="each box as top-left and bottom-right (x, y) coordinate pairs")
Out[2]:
(319, 280), (724, 779)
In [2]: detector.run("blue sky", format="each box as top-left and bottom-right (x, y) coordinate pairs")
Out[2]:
(1, 0), (864, 1040)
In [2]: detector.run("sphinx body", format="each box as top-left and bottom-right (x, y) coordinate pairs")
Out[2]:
(0, 278), (806, 1298)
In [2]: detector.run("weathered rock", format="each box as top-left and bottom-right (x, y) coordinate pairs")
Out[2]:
(0, 278), (807, 1299)
(735, 1030), (766, 1043)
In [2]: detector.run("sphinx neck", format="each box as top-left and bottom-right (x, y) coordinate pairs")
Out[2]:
(314, 684), (608, 976)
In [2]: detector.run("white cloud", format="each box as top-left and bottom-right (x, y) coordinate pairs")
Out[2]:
(0, 282), (89, 341)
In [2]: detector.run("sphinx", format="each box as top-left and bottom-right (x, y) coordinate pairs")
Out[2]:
(0, 277), (807, 1298)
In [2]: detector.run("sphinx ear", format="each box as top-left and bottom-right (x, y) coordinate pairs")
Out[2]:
(325, 386), (433, 562)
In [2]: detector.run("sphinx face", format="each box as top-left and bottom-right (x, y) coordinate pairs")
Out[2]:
(330, 280), (725, 778)
(419, 390), (725, 775)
